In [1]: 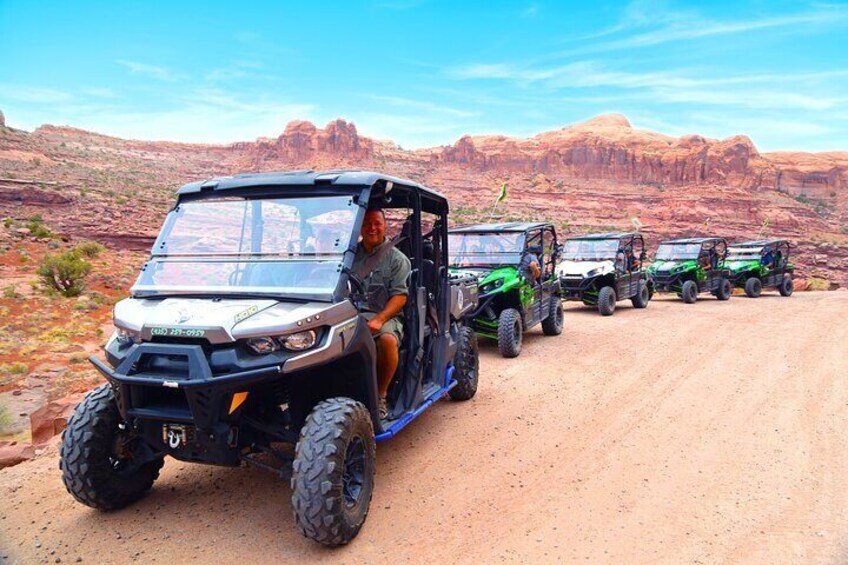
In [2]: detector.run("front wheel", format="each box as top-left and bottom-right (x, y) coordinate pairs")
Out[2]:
(631, 282), (650, 309)
(779, 275), (794, 297)
(60, 384), (164, 510)
(450, 326), (479, 400)
(598, 286), (616, 316)
(541, 296), (564, 335)
(292, 398), (376, 546)
(497, 308), (523, 358)
(715, 278), (732, 301)
(681, 280), (698, 303)
(745, 277), (762, 298)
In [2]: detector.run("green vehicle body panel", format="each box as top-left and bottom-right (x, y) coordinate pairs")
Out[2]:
(726, 260), (795, 288)
(647, 259), (727, 294)
(449, 265), (557, 339)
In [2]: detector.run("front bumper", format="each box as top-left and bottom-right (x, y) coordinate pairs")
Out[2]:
(649, 272), (683, 292)
(91, 343), (287, 465)
(559, 276), (596, 300)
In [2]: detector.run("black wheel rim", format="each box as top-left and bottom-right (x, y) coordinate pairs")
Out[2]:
(342, 436), (366, 508)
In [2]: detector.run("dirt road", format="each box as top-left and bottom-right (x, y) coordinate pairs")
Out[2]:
(2, 292), (847, 564)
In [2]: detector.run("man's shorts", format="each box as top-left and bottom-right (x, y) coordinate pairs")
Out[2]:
(362, 312), (404, 345)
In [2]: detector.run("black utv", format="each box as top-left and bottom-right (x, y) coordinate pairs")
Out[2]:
(726, 239), (795, 297)
(557, 232), (651, 316)
(60, 171), (480, 547)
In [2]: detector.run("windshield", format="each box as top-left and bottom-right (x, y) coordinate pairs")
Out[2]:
(449, 232), (524, 267)
(132, 195), (357, 299)
(562, 239), (619, 261)
(655, 243), (702, 261)
(727, 247), (763, 261)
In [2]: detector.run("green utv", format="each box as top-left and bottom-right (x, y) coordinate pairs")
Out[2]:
(557, 232), (651, 316)
(726, 239), (794, 297)
(647, 237), (733, 303)
(448, 223), (563, 358)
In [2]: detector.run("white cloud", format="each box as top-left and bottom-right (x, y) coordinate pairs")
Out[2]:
(0, 84), (71, 103)
(548, 3), (848, 59)
(116, 60), (184, 82)
(366, 94), (479, 118)
(521, 3), (539, 18)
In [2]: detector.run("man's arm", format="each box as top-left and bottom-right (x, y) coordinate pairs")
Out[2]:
(367, 294), (407, 334)
(530, 260), (541, 280)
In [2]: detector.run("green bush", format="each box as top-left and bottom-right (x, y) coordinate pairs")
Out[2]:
(0, 362), (27, 375)
(37, 250), (92, 297)
(807, 278), (830, 291)
(74, 240), (106, 258)
(2, 285), (20, 299)
(26, 215), (53, 239)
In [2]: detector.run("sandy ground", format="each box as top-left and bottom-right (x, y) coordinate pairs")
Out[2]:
(1, 292), (847, 564)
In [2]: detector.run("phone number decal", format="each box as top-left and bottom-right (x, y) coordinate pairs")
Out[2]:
(150, 327), (206, 338)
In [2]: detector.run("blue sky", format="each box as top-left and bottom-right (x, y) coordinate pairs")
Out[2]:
(1, 0), (847, 151)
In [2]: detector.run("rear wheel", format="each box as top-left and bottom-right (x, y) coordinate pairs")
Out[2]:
(631, 282), (649, 309)
(779, 275), (794, 297)
(715, 278), (732, 301)
(292, 398), (375, 547)
(449, 326), (479, 400)
(598, 286), (616, 316)
(541, 296), (564, 335)
(497, 308), (523, 358)
(60, 384), (164, 510)
(681, 280), (698, 303)
(745, 277), (762, 298)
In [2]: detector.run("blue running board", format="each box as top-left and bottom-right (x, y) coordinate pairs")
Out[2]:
(375, 365), (455, 442)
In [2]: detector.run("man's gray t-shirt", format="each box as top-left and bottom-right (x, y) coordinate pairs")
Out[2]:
(519, 252), (540, 281)
(352, 238), (411, 314)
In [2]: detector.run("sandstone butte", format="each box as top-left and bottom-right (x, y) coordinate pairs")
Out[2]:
(0, 110), (846, 286)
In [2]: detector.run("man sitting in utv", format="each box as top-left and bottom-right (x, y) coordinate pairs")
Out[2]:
(353, 207), (412, 419)
(519, 246), (542, 284)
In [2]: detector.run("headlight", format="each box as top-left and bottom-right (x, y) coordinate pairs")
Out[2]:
(115, 327), (141, 345)
(280, 330), (317, 351)
(246, 336), (280, 354)
(585, 268), (603, 278)
(481, 279), (504, 294)
(246, 330), (318, 354)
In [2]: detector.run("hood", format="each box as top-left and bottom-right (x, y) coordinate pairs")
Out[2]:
(450, 266), (493, 281)
(557, 260), (614, 277)
(726, 259), (759, 272)
(648, 259), (695, 273)
(113, 297), (352, 344)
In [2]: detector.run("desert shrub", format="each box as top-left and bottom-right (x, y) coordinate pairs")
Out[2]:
(26, 215), (53, 239)
(73, 240), (106, 258)
(807, 278), (830, 291)
(37, 250), (92, 297)
(0, 403), (12, 435)
(2, 218), (12, 229)
(2, 285), (20, 299)
(0, 362), (27, 375)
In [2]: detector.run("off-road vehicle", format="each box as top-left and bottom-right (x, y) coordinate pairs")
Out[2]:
(448, 222), (563, 358)
(557, 232), (651, 316)
(726, 239), (794, 297)
(647, 237), (733, 303)
(59, 171), (480, 547)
